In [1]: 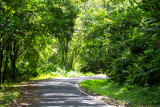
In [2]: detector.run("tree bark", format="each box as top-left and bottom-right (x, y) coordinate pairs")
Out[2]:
(0, 49), (3, 86)
(132, 0), (138, 4)
(10, 41), (19, 82)
(11, 59), (16, 81)
(2, 54), (8, 83)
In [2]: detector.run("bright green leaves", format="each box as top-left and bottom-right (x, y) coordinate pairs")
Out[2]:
(71, 0), (160, 86)
(80, 0), (88, 3)
(0, 0), (79, 83)
(1, 0), (160, 89)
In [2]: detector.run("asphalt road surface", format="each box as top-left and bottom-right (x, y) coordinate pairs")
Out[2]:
(33, 76), (113, 107)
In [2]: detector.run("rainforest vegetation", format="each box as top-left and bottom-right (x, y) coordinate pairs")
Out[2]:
(0, 0), (160, 106)
(0, 0), (160, 103)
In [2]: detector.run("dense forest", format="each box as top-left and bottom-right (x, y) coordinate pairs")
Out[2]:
(0, 0), (160, 88)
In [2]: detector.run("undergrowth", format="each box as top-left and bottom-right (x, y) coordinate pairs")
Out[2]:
(0, 88), (20, 107)
(32, 68), (96, 80)
(80, 79), (160, 106)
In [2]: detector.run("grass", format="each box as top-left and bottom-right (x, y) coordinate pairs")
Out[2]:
(80, 79), (160, 106)
(0, 88), (20, 107)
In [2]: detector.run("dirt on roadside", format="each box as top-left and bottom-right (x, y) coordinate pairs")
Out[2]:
(12, 80), (43, 107)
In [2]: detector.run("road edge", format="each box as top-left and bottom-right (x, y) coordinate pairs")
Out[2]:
(76, 81), (113, 107)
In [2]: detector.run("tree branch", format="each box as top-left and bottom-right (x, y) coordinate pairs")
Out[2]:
(132, 0), (138, 4)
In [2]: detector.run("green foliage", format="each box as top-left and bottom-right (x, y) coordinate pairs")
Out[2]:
(33, 67), (95, 80)
(80, 79), (160, 106)
(72, 0), (160, 86)
(0, 0), (78, 84)
(0, 0), (160, 90)
(0, 90), (20, 107)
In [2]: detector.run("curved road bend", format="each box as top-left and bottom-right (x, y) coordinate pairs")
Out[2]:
(33, 76), (113, 107)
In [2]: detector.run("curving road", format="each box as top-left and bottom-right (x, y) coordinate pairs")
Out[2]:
(33, 76), (113, 107)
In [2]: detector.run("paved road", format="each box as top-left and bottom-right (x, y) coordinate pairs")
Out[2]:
(33, 76), (112, 107)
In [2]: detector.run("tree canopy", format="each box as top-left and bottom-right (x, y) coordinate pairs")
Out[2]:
(0, 0), (160, 87)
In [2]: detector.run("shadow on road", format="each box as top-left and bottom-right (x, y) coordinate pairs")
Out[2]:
(33, 76), (110, 107)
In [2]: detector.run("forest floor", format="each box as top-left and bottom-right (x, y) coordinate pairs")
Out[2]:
(10, 80), (43, 106)
(0, 79), (41, 106)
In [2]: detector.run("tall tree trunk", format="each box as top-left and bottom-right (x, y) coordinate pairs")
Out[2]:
(0, 49), (3, 87)
(58, 37), (65, 67)
(59, 38), (63, 67)
(62, 40), (66, 68)
(10, 41), (18, 82)
(103, 0), (106, 8)
(2, 54), (8, 83)
(0, 33), (5, 87)
(65, 39), (69, 69)
(11, 59), (16, 81)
